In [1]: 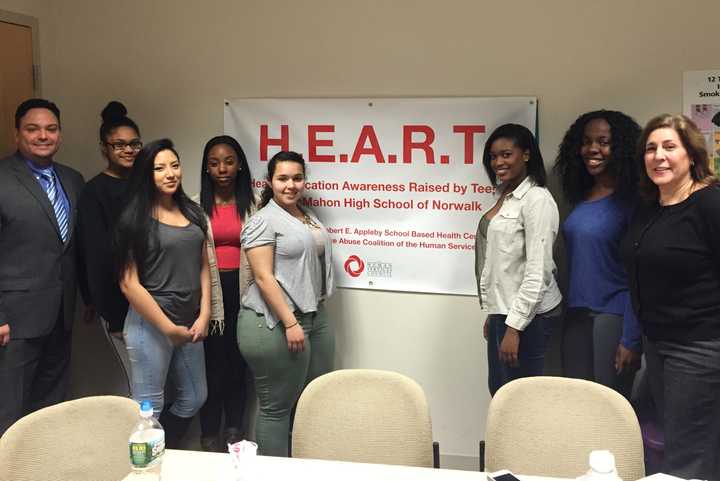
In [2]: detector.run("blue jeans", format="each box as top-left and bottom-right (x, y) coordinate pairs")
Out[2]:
(123, 307), (207, 418)
(487, 305), (560, 396)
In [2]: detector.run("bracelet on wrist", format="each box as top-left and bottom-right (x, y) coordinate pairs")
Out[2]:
(284, 321), (298, 329)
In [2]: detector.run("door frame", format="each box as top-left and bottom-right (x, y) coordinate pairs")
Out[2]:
(0, 9), (41, 95)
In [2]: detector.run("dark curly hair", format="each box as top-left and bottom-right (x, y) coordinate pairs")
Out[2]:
(553, 110), (641, 205)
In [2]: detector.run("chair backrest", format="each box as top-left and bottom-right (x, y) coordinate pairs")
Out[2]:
(292, 369), (434, 467)
(0, 395), (139, 481)
(484, 376), (645, 481)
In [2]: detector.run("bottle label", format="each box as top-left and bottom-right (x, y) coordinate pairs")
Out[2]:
(129, 434), (165, 468)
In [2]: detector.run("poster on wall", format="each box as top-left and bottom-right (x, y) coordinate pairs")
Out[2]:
(683, 70), (720, 172)
(225, 97), (537, 295)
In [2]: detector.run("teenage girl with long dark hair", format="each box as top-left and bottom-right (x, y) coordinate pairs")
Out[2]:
(116, 138), (222, 448)
(197, 135), (255, 451)
(475, 124), (562, 396)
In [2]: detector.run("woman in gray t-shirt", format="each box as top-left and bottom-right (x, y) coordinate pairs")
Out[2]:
(238, 150), (334, 457)
(115, 139), (212, 448)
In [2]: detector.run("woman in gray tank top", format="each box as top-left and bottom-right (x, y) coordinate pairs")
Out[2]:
(238, 150), (335, 456)
(115, 139), (216, 448)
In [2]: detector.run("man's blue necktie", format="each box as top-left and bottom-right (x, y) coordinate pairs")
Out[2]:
(41, 170), (68, 242)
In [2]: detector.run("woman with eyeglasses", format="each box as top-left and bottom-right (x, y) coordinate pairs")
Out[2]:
(77, 101), (143, 339)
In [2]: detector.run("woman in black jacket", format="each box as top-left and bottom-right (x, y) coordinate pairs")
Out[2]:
(622, 114), (720, 481)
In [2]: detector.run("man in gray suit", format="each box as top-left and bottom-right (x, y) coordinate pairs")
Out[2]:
(0, 99), (85, 435)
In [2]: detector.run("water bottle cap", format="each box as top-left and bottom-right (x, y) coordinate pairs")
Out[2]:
(140, 400), (153, 417)
(589, 450), (616, 473)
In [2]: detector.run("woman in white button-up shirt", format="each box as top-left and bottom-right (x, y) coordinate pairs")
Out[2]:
(474, 124), (562, 395)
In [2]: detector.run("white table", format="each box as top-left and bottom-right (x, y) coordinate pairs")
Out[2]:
(139, 449), (571, 481)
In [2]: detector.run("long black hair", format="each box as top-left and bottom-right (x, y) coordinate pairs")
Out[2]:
(259, 151), (306, 207)
(553, 110), (641, 205)
(99, 101), (140, 142)
(199, 135), (255, 218)
(482, 124), (546, 187)
(115, 138), (206, 278)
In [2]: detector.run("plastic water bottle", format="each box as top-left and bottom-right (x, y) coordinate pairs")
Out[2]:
(128, 400), (165, 480)
(577, 450), (623, 481)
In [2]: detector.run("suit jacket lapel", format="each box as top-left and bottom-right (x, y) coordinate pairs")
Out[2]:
(10, 153), (63, 241)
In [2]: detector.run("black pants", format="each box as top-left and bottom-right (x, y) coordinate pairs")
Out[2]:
(0, 311), (71, 435)
(562, 308), (636, 399)
(644, 336), (720, 481)
(199, 270), (247, 437)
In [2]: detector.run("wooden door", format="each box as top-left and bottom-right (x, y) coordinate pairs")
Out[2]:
(0, 20), (34, 158)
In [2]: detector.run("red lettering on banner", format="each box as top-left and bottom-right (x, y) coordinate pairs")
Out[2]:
(403, 125), (435, 164)
(308, 125), (335, 162)
(453, 125), (486, 164)
(259, 125), (289, 160)
(351, 125), (385, 163)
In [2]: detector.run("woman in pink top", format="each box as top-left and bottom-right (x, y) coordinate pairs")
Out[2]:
(198, 135), (256, 451)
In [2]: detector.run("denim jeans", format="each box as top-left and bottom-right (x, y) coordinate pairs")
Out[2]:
(237, 304), (334, 456)
(487, 305), (560, 396)
(123, 307), (207, 418)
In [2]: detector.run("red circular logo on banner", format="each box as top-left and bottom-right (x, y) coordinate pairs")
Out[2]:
(344, 255), (365, 277)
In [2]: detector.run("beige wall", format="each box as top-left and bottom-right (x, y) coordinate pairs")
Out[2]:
(2, 0), (719, 463)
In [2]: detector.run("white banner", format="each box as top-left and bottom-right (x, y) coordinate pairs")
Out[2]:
(225, 97), (537, 295)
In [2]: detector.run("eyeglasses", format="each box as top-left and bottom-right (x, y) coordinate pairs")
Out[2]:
(106, 140), (143, 151)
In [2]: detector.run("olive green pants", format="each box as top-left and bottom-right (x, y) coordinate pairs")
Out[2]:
(237, 305), (334, 456)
